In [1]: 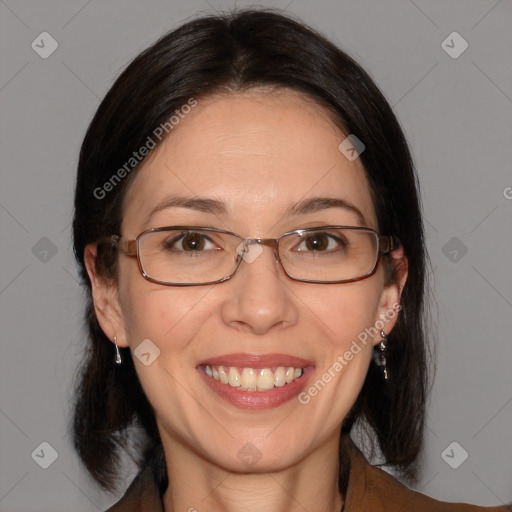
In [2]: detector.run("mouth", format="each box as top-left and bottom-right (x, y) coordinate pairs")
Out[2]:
(201, 364), (304, 391)
(196, 353), (314, 410)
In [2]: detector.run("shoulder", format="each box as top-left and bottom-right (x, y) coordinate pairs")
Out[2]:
(105, 439), (510, 512)
(345, 440), (511, 512)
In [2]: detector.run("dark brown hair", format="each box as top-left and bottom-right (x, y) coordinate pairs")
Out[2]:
(72, 8), (430, 492)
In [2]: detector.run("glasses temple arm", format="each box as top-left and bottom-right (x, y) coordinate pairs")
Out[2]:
(108, 235), (137, 256)
(379, 235), (401, 254)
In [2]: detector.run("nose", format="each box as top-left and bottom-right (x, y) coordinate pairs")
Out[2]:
(219, 241), (299, 335)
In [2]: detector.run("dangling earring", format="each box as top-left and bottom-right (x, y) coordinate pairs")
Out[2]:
(114, 336), (122, 365)
(373, 331), (388, 380)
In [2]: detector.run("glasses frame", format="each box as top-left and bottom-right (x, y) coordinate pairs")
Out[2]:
(108, 225), (400, 286)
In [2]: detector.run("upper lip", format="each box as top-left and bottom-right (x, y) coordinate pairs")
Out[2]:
(197, 353), (314, 368)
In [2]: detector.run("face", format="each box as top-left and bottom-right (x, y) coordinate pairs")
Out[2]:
(86, 89), (406, 473)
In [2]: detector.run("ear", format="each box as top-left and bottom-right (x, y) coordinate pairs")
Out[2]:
(84, 243), (128, 348)
(373, 245), (408, 346)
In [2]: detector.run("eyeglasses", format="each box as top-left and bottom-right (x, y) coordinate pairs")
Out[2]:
(109, 225), (399, 286)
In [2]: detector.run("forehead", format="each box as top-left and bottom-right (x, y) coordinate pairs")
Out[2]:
(122, 89), (377, 234)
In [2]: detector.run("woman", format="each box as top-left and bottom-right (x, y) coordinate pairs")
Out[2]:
(72, 9), (510, 511)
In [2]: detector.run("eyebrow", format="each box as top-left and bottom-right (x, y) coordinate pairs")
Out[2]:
(283, 197), (367, 225)
(145, 196), (228, 225)
(145, 195), (367, 226)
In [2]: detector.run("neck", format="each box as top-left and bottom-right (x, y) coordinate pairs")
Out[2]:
(161, 433), (346, 512)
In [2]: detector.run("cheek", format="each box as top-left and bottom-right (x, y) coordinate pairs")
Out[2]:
(118, 283), (215, 417)
(296, 280), (383, 423)
(311, 279), (383, 351)
(118, 271), (213, 356)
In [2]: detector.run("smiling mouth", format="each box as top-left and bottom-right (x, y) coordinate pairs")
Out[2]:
(201, 364), (305, 392)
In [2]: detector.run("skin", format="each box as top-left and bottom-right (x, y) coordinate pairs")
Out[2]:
(85, 89), (407, 512)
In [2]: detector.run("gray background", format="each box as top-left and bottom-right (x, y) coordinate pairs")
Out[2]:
(1, 0), (511, 510)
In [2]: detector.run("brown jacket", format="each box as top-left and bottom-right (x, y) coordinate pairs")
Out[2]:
(106, 441), (510, 511)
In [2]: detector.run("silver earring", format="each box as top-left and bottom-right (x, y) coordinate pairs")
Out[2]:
(373, 331), (388, 380)
(114, 336), (122, 365)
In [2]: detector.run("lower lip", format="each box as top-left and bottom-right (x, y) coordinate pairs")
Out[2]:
(198, 367), (314, 410)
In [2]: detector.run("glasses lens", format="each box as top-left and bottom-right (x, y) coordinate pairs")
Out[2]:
(279, 228), (379, 282)
(138, 229), (240, 284)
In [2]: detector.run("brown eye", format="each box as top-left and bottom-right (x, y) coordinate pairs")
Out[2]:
(296, 232), (346, 253)
(163, 232), (215, 252)
(181, 234), (206, 251)
(304, 233), (329, 251)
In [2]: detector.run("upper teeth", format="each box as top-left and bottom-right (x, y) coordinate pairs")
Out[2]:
(203, 365), (303, 391)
